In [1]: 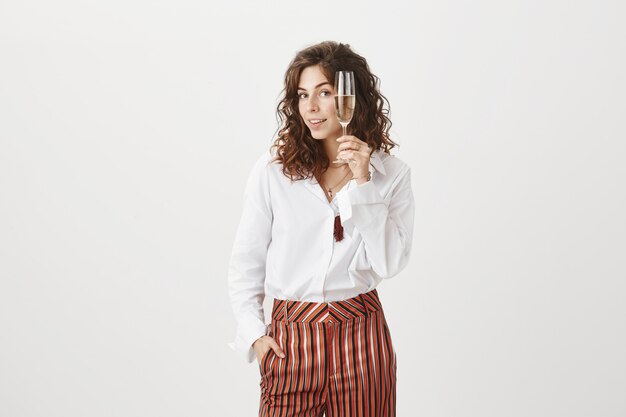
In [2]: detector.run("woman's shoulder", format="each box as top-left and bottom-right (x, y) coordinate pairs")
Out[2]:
(255, 147), (279, 166)
(249, 148), (283, 178)
(375, 148), (411, 177)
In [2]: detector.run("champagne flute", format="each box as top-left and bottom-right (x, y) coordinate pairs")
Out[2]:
(332, 70), (356, 164)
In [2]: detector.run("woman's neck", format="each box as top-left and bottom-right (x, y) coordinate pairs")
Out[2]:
(321, 135), (341, 163)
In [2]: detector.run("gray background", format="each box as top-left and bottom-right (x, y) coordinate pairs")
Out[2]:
(1, 0), (624, 416)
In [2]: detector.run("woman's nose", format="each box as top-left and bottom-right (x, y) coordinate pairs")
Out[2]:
(307, 96), (319, 112)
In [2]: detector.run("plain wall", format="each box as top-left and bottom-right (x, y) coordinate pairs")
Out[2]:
(1, 0), (624, 416)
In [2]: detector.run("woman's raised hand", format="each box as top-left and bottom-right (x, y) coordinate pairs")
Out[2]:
(335, 135), (372, 182)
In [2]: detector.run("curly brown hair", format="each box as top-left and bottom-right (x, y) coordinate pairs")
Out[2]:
(270, 41), (398, 181)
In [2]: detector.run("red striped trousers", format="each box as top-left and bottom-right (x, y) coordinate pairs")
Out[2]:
(258, 289), (397, 417)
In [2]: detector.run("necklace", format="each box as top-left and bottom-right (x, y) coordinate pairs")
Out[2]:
(320, 168), (352, 199)
(318, 167), (352, 242)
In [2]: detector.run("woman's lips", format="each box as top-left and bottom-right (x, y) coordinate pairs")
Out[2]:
(309, 119), (327, 129)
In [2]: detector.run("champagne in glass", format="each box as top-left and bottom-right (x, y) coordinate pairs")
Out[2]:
(333, 70), (356, 164)
(335, 95), (356, 127)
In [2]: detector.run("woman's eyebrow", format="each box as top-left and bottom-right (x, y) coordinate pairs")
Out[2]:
(297, 82), (331, 91)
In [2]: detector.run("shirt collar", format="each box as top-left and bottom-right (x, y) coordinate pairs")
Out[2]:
(369, 149), (387, 176)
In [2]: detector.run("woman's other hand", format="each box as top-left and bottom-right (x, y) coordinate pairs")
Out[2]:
(253, 335), (286, 363)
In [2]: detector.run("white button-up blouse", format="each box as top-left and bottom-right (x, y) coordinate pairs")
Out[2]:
(227, 147), (415, 362)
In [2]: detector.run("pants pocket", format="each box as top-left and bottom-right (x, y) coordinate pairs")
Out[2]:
(259, 348), (274, 376)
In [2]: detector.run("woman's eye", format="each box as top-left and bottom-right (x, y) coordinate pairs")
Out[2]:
(298, 93), (307, 99)
(321, 90), (331, 96)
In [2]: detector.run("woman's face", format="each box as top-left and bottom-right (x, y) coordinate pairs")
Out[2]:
(297, 65), (343, 141)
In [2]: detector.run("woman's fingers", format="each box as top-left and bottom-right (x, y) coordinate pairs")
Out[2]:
(269, 338), (286, 358)
(338, 139), (371, 158)
(337, 135), (366, 150)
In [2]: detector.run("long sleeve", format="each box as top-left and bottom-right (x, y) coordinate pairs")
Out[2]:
(336, 166), (415, 279)
(227, 155), (273, 363)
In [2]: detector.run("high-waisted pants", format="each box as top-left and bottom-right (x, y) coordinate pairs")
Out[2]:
(258, 289), (397, 417)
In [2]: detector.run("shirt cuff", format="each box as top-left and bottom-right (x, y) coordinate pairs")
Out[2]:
(228, 317), (269, 363)
(336, 179), (385, 231)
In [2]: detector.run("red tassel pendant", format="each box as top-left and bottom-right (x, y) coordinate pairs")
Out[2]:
(333, 214), (344, 242)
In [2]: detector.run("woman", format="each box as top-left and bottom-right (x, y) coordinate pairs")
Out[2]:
(227, 41), (415, 417)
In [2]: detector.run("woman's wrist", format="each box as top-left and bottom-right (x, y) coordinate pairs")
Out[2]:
(353, 171), (371, 184)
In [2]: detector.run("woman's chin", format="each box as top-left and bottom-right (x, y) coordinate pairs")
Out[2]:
(310, 131), (341, 141)
(309, 133), (326, 141)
